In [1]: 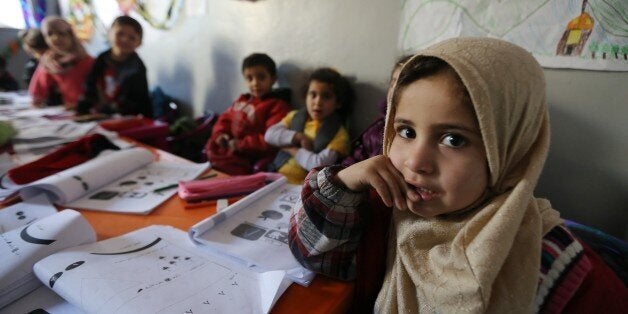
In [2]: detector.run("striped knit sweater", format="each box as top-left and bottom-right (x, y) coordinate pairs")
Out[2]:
(289, 166), (602, 312)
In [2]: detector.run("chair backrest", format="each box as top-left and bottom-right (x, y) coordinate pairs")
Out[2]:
(565, 219), (628, 285)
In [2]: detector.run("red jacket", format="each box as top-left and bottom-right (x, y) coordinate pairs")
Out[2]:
(207, 92), (290, 174)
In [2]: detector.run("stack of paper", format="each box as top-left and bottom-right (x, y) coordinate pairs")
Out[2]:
(30, 225), (290, 314)
(0, 209), (96, 308)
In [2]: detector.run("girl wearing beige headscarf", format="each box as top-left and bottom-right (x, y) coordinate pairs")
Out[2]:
(29, 16), (94, 109)
(289, 37), (626, 313)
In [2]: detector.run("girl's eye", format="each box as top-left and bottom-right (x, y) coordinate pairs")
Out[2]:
(321, 92), (334, 101)
(441, 134), (467, 147)
(397, 126), (415, 139)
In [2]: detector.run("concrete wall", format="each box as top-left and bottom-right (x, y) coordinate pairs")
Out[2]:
(2, 0), (626, 239)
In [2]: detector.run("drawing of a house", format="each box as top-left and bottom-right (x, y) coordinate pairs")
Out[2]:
(556, 0), (594, 56)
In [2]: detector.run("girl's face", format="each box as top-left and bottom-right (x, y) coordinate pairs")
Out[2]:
(109, 24), (142, 60)
(243, 65), (275, 99)
(306, 80), (339, 121)
(389, 70), (488, 218)
(45, 28), (72, 52)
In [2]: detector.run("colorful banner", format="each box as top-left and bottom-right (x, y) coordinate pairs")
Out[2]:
(20, 0), (47, 28)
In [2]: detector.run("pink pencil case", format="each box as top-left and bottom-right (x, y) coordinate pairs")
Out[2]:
(178, 172), (282, 201)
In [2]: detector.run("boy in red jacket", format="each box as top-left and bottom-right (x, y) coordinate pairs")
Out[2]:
(206, 53), (290, 175)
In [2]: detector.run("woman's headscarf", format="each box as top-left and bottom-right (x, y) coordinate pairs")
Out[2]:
(39, 16), (87, 74)
(375, 37), (563, 313)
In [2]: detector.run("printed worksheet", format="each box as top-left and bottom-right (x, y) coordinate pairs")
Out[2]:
(189, 178), (314, 286)
(33, 225), (289, 314)
(0, 194), (57, 233)
(18, 147), (209, 214)
(0, 209), (96, 309)
(0, 286), (84, 314)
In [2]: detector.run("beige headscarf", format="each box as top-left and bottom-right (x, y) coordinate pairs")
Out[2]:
(375, 37), (563, 313)
(39, 16), (88, 74)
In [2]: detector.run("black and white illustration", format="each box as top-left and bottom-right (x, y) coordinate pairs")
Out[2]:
(0, 210), (96, 309)
(190, 179), (314, 286)
(31, 226), (286, 314)
(0, 194), (57, 234)
(18, 147), (208, 215)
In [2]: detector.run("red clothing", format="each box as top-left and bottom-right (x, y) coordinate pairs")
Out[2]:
(207, 92), (290, 175)
(28, 55), (94, 108)
(290, 166), (628, 312)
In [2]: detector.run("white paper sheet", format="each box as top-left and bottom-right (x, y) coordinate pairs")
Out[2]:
(11, 120), (97, 154)
(33, 225), (289, 314)
(0, 91), (32, 111)
(0, 194), (57, 233)
(19, 147), (155, 205)
(0, 286), (84, 314)
(0, 209), (96, 309)
(65, 159), (209, 215)
(18, 147), (209, 215)
(189, 178), (315, 286)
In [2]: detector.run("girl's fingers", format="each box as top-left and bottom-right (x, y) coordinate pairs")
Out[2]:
(383, 161), (409, 210)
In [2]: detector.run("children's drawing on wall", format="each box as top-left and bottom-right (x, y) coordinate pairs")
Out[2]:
(556, 0), (593, 57)
(66, 0), (100, 41)
(399, 0), (628, 71)
(56, 0), (183, 54)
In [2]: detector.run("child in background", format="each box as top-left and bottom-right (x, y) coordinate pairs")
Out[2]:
(29, 16), (94, 109)
(18, 28), (48, 87)
(18, 28), (63, 106)
(341, 54), (411, 167)
(0, 56), (19, 91)
(289, 37), (627, 312)
(265, 67), (353, 184)
(77, 16), (152, 117)
(206, 53), (291, 175)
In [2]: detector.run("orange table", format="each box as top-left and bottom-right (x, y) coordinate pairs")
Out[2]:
(3, 138), (354, 313)
(71, 161), (354, 313)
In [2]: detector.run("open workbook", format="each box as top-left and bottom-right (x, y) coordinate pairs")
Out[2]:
(0, 208), (96, 309)
(189, 176), (315, 286)
(14, 147), (208, 214)
(2, 225), (291, 314)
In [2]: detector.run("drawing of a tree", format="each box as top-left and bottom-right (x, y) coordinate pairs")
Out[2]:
(589, 41), (599, 58)
(611, 44), (620, 59)
(601, 43), (612, 59)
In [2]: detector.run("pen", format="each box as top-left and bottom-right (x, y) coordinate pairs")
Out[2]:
(152, 183), (178, 193)
(152, 173), (218, 193)
(197, 173), (218, 180)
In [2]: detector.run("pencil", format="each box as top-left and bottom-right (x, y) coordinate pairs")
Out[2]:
(197, 173), (218, 180)
(152, 183), (178, 193)
(152, 173), (218, 193)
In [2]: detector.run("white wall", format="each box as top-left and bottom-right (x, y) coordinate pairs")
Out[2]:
(138, 0), (401, 136)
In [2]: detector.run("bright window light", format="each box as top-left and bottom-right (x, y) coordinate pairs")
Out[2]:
(0, 0), (26, 29)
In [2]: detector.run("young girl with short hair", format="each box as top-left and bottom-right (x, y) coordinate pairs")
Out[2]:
(289, 37), (627, 312)
(265, 67), (354, 183)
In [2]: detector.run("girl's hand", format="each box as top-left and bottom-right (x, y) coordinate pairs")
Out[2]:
(337, 155), (417, 210)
